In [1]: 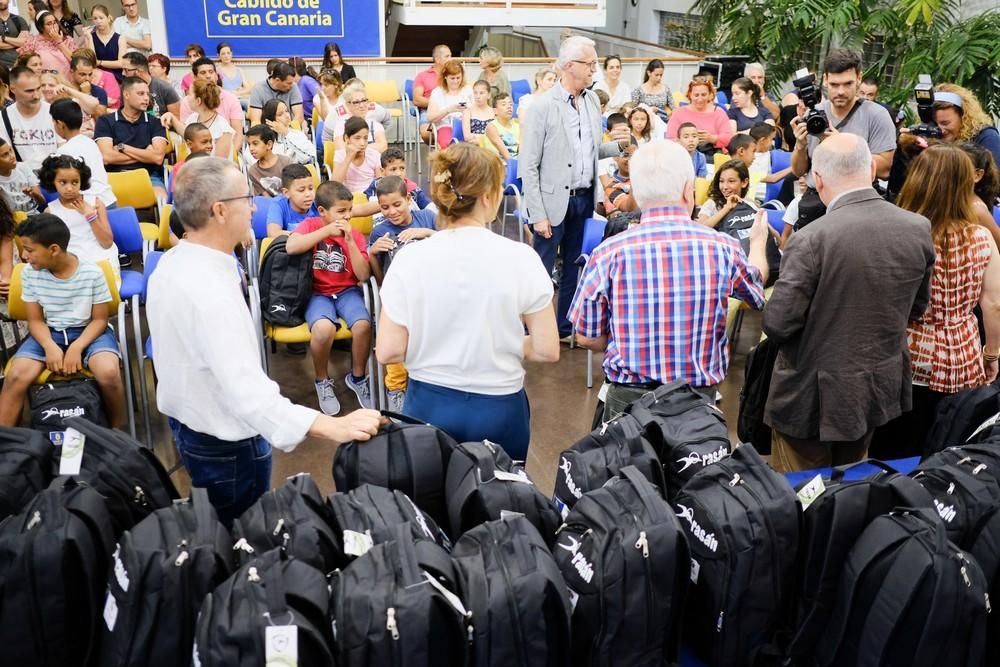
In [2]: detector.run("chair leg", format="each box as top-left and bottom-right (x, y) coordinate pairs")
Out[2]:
(132, 298), (153, 448)
(117, 302), (136, 438)
(586, 348), (594, 389)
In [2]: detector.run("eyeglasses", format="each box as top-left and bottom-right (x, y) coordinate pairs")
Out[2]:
(349, 98), (369, 105)
(572, 60), (599, 71)
(122, 66), (137, 73)
(216, 193), (254, 207)
(122, 3), (137, 7)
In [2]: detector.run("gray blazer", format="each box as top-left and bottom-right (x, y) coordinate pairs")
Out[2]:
(762, 188), (935, 442)
(518, 85), (622, 226)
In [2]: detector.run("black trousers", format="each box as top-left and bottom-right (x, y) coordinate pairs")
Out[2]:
(869, 385), (946, 460)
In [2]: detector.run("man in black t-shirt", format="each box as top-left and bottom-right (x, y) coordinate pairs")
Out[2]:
(0, 1), (27, 68)
(122, 51), (180, 119)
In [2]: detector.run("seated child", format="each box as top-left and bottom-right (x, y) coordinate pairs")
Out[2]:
(0, 137), (44, 214)
(602, 112), (627, 144)
(246, 124), (292, 197)
(353, 147), (432, 220)
(39, 154), (120, 281)
(599, 113), (629, 185)
(676, 122), (707, 178)
(266, 163), (318, 237)
(286, 180), (372, 414)
(727, 134), (756, 170)
(482, 92), (520, 160)
(0, 214), (125, 428)
(169, 123), (213, 201)
(599, 139), (638, 219)
(750, 122), (794, 203)
(332, 116), (383, 194)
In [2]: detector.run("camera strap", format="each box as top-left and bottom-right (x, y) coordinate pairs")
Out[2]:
(830, 99), (864, 131)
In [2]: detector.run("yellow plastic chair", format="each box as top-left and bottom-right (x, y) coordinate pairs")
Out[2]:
(311, 106), (321, 130)
(364, 80), (404, 143)
(673, 90), (688, 107)
(350, 192), (373, 237)
(695, 177), (710, 206)
(713, 152), (732, 170)
(305, 163), (321, 189)
(159, 203), (175, 249)
(108, 169), (161, 253)
(323, 141), (337, 181)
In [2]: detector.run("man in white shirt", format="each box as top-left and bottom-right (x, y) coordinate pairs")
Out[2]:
(50, 98), (116, 208)
(113, 0), (151, 56)
(147, 157), (382, 522)
(0, 66), (57, 171)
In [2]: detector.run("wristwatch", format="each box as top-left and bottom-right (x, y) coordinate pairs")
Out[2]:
(116, 143), (126, 153)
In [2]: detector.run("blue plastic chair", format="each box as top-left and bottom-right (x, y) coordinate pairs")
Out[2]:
(993, 206), (999, 228)
(451, 116), (465, 144)
(251, 196), (270, 240)
(315, 119), (325, 157)
(511, 79), (531, 106)
(716, 91), (729, 107)
(578, 217), (608, 387)
(765, 150), (792, 203)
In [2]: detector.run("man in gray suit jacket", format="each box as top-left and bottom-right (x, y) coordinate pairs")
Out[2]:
(763, 133), (935, 472)
(519, 35), (630, 337)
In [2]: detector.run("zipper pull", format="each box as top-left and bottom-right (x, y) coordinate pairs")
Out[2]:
(175, 550), (189, 566)
(729, 473), (741, 487)
(233, 538), (255, 554)
(635, 530), (649, 558)
(947, 482), (955, 495)
(134, 486), (148, 507)
(986, 593), (992, 614)
(973, 463), (987, 475)
(716, 611), (724, 632)
(272, 518), (285, 537)
(466, 612), (474, 644)
(961, 565), (971, 587)
(26, 510), (41, 530)
(386, 607), (400, 640)
(281, 532), (291, 548)
(599, 422), (609, 436)
(248, 566), (260, 583)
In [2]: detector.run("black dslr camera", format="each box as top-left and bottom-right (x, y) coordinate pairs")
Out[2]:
(909, 74), (942, 139)
(793, 68), (829, 135)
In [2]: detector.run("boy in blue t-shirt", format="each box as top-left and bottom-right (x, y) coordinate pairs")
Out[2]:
(367, 176), (436, 283)
(676, 122), (708, 177)
(354, 147), (433, 222)
(0, 214), (125, 428)
(266, 163), (318, 237)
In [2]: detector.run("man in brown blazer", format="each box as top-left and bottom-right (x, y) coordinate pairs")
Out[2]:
(763, 133), (935, 471)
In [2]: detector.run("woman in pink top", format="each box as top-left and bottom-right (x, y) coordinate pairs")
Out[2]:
(19, 11), (75, 78)
(666, 76), (733, 151)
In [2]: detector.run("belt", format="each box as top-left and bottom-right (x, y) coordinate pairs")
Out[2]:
(611, 380), (662, 390)
(569, 186), (593, 197)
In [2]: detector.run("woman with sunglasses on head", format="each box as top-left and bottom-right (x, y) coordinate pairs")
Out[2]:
(594, 54), (632, 115)
(18, 10), (74, 77)
(322, 79), (388, 152)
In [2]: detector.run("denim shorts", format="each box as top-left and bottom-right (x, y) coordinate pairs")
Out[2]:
(305, 287), (369, 330)
(14, 326), (119, 364)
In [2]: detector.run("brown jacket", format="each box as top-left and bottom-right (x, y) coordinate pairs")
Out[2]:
(763, 188), (935, 441)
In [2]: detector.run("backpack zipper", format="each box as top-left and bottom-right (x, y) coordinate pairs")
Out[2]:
(490, 527), (528, 665)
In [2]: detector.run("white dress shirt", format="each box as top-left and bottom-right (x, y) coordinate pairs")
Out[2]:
(554, 81), (596, 189)
(147, 241), (316, 451)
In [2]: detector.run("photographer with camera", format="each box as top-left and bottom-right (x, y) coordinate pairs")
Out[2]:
(789, 49), (897, 231)
(933, 83), (1000, 166)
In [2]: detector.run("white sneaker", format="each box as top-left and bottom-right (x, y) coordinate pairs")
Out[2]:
(387, 389), (405, 413)
(315, 379), (341, 415)
(345, 373), (373, 409)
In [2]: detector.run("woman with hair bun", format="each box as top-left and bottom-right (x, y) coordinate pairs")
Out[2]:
(728, 76), (773, 134)
(376, 143), (559, 458)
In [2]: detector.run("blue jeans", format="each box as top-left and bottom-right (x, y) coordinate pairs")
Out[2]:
(532, 191), (593, 336)
(403, 378), (531, 460)
(168, 418), (272, 525)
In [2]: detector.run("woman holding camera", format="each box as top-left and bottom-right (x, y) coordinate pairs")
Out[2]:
(934, 83), (1000, 166)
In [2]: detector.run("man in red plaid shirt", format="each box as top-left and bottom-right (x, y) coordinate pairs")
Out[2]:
(570, 140), (771, 422)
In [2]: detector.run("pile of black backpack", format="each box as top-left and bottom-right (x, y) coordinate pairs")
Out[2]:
(2, 380), (997, 667)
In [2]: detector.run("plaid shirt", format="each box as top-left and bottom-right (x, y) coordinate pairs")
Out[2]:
(569, 206), (766, 386)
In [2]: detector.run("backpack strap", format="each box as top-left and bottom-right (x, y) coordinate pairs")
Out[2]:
(620, 465), (667, 523)
(1, 107), (22, 163)
(261, 556), (290, 623)
(189, 486), (217, 545)
(446, 444), (497, 536)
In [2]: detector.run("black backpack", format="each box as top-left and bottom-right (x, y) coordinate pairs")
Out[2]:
(912, 456), (1000, 549)
(0, 425), (53, 520)
(327, 483), (452, 565)
(452, 516), (572, 667)
(923, 381), (1000, 457)
(969, 507), (1000, 664)
(194, 548), (335, 667)
(231, 473), (339, 573)
(625, 381), (731, 498)
(30, 378), (107, 439)
(785, 466), (934, 663)
(100, 488), (235, 667)
(333, 412), (458, 530)
(554, 466), (690, 666)
(551, 413), (664, 517)
(61, 417), (180, 536)
(0, 476), (115, 667)
(445, 440), (562, 544)
(816, 509), (990, 667)
(330, 523), (470, 667)
(737, 337), (779, 454)
(259, 235), (313, 327)
(672, 443), (801, 666)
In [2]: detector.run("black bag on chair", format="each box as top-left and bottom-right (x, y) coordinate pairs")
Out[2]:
(258, 235), (313, 327)
(0, 476), (116, 667)
(100, 488), (235, 667)
(0, 425), (54, 521)
(445, 440), (562, 544)
(231, 473), (339, 573)
(333, 411), (458, 530)
(552, 413), (665, 516)
(30, 378), (107, 438)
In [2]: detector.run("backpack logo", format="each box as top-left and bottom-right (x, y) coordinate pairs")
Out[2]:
(270, 304), (288, 313)
(559, 457), (583, 499)
(675, 503), (719, 552)
(933, 497), (957, 523)
(676, 445), (728, 472)
(403, 494), (434, 539)
(41, 405), (85, 421)
(557, 536), (594, 583)
(112, 543), (130, 592)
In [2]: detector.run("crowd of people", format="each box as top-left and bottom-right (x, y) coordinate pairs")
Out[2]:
(0, 7), (997, 520)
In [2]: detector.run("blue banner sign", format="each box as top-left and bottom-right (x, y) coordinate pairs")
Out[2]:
(165, 0), (383, 58)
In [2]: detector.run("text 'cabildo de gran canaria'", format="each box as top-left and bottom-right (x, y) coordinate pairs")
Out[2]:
(217, 0), (334, 27)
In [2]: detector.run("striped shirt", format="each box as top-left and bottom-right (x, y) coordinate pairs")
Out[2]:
(569, 206), (766, 386)
(21, 261), (112, 330)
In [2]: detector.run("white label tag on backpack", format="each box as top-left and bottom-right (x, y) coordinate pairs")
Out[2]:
(103, 591), (118, 630)
(59, 427), (86, 475)
(967, 413), (1000, 442)
(597, 381), (609, 402)
(343, 529), (373, 557)
(690, 558), (701, 584)
(493, 469), (532, 484)
(566, 587), (580, 612)
(422, 571), (468, 616)
(265, 625), (298, 666)
(797, 474), (826, 510)
(500, 510), (526, 521)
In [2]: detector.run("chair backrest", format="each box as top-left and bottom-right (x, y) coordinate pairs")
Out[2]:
(311, 106), (320, 129)
(176, 141), (191, 162)
(305, 163), (320, 188)
(252, 196), (271, 240)
(511, 79), (531, 104)
(108, 170), (157, 209)
(404, 79), (414, 100)
(259, 236), (273, 267)
(324, 141), (336, 175)
(107, 206), (144, 254)
(350, 191), (373, 236)
(364, 80), (401, 104)
(504, 157), (522, 193)
(451, 117), (464, 144)
(141, 250), (164, 302)
(673, 90), (688, 107)
(8, 259), (120, 321)
(770, 149), (791, 174)
(316, 120), (325, 154)
(993, 206), (1000, 228)
(158, 203), (174, 249)
(716, 91), (729, 107)
(713, 152), (729, 170)
(695, 177), (710, 206)
(580, 217), (607, 258)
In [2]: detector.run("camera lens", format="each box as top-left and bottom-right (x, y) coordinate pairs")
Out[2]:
(806, 111), (828, 135)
